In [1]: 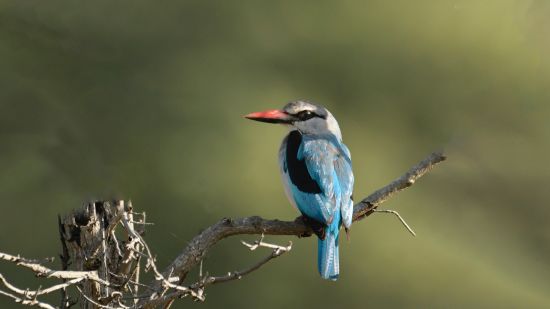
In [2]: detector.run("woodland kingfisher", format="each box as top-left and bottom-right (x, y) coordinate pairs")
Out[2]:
(245, 100), (354, 280)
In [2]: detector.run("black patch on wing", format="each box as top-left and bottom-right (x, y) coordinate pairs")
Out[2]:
(286, 131), (322, 194)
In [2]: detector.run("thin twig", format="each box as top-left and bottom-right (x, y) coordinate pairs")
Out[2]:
(0, 289), (56, 309)
(202, 239), (292, 285)
(120, 207), (203, 302)
(0, 252), (112, 286)
(76, 286), (123, 309)
(373, 209), (417, 236)
(0, 274), (83, 298)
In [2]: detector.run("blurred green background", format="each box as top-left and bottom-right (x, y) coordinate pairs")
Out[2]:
(1, 0), (550, 308)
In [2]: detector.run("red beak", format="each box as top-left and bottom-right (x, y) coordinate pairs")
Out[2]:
(244, 109), (292, 124)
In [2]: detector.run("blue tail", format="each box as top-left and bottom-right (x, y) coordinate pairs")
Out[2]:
(317, 220), (340, 280)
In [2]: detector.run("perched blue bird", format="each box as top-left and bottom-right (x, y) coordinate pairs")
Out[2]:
(245, 100), (354, 280)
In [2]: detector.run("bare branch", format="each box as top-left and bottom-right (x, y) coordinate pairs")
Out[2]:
(353, 151), (446, 220)
(0, 289), (56, 309)
(0, 151), (445, 308)
(0, 274), (83, 298)
(144, 238), (292, 307)
(75, 286), (122, 309)
(0, 252), (111, 286)
(140, 151), (446, 307)
(204, 238), (292, 285)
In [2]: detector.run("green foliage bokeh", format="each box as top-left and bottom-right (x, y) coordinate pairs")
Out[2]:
(1, 1), (549, 308)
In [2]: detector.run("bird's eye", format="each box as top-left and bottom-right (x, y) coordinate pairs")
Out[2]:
(297, 110), (316, 121)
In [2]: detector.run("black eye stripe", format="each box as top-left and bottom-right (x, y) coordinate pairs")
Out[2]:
(295, 110), (317, 121)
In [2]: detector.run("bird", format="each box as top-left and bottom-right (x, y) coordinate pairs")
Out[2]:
(245, 100), (354, 280)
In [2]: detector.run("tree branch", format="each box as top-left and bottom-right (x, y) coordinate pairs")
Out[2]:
(0, 151), (446, 308)
(0, 252), (112, 287)
(140, 151), (446, 307)
(0, 289), (56, 309)
(353, 151), (447, 220)
(205, 238), (292, 285)
(144, 237), (292, 308)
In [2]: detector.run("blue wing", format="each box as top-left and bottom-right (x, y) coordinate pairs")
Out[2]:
(334, 142), (354, 229)
(297, 136), (339, 224)
(299, 134), (354, 227)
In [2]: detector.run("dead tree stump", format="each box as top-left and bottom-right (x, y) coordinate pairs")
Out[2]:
(58, 200), (145, 308)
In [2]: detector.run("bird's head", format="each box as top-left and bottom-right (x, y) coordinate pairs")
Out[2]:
(245, 100), (342, 140)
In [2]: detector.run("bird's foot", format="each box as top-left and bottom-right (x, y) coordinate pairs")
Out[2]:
(295, 216), (313, 237)
(296, 215), (326, 240)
